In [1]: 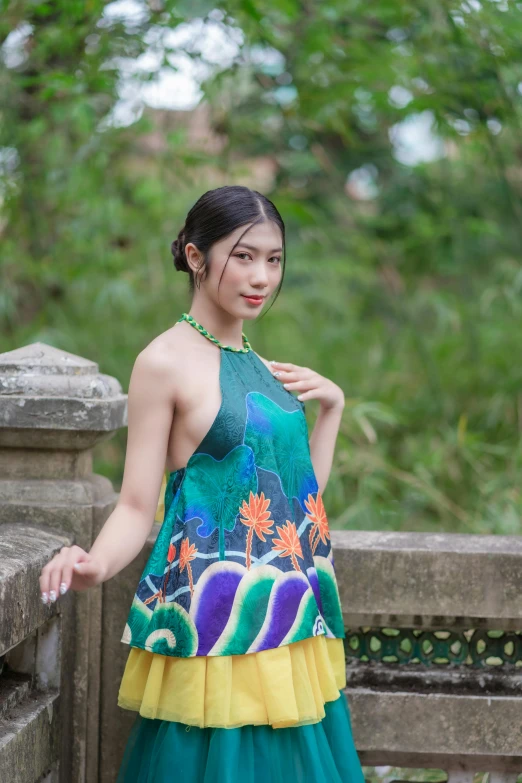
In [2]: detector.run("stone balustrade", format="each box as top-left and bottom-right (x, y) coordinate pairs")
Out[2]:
(0, 524), (68, 783)
(0, 343), (126, 783)
(334, 530), (522, 780)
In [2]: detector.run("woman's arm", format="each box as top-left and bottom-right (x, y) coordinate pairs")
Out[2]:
(307, 402), (345, 493)
(39, 345), (176, 603)
(266, 359), (345, 495)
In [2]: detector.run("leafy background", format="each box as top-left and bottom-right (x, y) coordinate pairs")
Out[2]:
(2, 0), (522, 540)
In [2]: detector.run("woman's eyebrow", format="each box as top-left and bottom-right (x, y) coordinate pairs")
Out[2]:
(237, 243), (283, 253)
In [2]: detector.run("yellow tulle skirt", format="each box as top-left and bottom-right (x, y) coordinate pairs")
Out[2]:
(118, 634), (346, 730)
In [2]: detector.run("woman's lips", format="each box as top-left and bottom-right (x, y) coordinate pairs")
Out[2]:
(242, 295), (264, 305)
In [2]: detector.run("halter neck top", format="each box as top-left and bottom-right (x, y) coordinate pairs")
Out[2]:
(121, 314), (345, 658)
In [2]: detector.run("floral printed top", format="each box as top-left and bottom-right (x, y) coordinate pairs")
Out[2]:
(121, 326), (345, 658)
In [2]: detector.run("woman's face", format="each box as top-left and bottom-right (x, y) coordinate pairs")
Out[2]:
(189, 221), (283, 320)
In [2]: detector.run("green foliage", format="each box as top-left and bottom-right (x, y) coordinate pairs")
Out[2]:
(2, 0), (522, 533)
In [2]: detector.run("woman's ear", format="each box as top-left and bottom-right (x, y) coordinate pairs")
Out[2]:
(185, 243), (205, 281)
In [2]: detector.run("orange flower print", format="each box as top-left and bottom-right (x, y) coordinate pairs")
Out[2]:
(145, 542), (176, 606)
(305, 491), (330, 555)
(271, 521), (303, 572)
(179, 537), (198, 597)
(239, 490), (275, 569)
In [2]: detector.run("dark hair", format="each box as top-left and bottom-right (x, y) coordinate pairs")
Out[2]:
(171, 185), (286, 314)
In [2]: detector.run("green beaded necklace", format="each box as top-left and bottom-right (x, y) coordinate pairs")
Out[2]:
(177, 312), (252, 353)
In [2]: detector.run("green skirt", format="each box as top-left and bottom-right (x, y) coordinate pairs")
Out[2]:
(117, 690), (365, 783)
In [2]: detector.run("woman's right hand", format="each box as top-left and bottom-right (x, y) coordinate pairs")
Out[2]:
(39, 545), (107, 605)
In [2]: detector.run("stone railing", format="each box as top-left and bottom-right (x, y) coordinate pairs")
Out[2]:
(1, 342), (521, 782)
(334, 530), (522, 781)
(0, 343), (126, 783)
(0, 524), (69, 783)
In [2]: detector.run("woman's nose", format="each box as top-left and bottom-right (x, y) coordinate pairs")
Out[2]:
(250, 266), (269, 287)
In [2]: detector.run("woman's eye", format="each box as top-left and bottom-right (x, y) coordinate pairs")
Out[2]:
(236, 253), (280, 264)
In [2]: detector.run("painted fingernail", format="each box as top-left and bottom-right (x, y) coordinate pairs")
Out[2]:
(41, 593), (48, 605)
(283, 383), (289, 388)
(59, 582), (67, 595)
(273, 371), (281, 377)
(270, 360), (277, 365)
(49, 590), (57, 603)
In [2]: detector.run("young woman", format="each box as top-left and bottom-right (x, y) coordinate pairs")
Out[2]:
(38, 185), (365, 783)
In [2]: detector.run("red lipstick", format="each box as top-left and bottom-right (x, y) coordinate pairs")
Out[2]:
(242, 295), (264, 306)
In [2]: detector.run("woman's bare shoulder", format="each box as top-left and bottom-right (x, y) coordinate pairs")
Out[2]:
(136, 321), (199, 373)
(133, 321), (215, 408)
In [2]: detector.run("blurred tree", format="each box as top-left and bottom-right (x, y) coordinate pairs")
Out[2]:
(204, 0), (522, 533)
(1, 0), (522, 533)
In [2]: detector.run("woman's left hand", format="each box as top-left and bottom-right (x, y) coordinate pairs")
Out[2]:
(270, 361), (345, 412)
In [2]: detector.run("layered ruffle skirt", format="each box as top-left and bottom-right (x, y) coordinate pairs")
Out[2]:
(117, 635), (365, 782)
(117, 477), (364, 781)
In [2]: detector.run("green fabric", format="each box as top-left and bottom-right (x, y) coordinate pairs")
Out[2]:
(116, 691), (365, 783)
(122, 342), (346, 658)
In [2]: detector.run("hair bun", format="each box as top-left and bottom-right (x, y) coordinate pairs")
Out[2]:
(171, 229), (189, 273)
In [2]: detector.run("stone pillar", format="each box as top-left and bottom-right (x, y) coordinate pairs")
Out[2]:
(0, 342), (127, 783)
